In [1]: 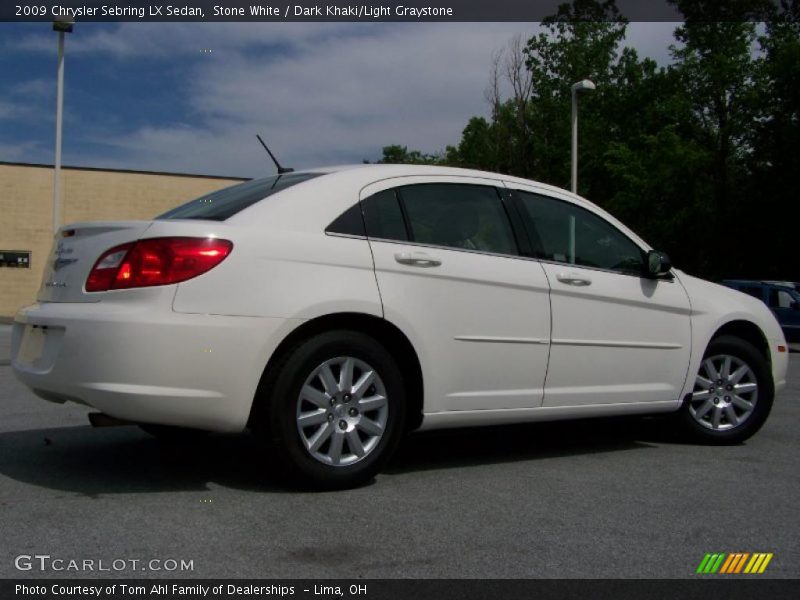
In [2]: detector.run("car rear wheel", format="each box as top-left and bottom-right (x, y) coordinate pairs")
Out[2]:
(678, 335), (773, 444)
(262, 330), (406, 489)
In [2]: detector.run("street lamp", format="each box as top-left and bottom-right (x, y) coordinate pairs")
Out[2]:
(52, 19), (74, 232)
(570, 79), (595, 195)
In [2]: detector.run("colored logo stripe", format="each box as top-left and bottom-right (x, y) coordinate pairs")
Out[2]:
(719, 553), (748, 573)
(697, 553), (773, 574)
(744, 553), (773, 574)
(719, 553), (736, 573)
(697, 553), (725, 573)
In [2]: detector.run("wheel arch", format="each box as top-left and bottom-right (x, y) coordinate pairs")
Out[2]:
(710, 319), (771, 366)
(248, 312), (424, 433)
(678, 318), (776, 443)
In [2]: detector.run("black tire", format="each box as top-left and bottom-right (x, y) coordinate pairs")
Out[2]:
(139, 424), (209, 441)
(259, 330), (406, 490)
(676, 335), (774, 444)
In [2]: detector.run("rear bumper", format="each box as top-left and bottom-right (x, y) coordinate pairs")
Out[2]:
(11, 301), (298, 432)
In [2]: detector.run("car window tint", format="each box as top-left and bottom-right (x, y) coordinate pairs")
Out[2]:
(397, 184), (517, 255)
(362, 189), (409, 241)
(158, 172), (321, 221)
(326, 202), (366, 236)
(516, 191), (644, 274)
(769, 288), (795, 308)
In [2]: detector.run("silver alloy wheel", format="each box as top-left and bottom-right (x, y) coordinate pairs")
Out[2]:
(690, 354), (758, 431)
(296, 356), (389, 466)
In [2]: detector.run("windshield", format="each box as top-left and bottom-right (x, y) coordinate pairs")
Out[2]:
(157, 172), (321, 221)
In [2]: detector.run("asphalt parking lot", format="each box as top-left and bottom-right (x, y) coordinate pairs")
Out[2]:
(0, 323), (797, 579)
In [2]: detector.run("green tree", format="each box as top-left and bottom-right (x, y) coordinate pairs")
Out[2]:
(376, 0), (800, 280)
(444, 117), (495, 169)
(521, 0), (627, 188)
(744, 0), (800, 278)
(376, 144), (443, 165)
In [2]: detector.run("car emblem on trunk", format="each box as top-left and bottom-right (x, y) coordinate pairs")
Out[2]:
(53, 244), (77, 271)
(53, 258), (77, 271)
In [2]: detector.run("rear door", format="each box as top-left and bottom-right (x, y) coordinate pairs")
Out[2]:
(509, 185), (692, 407)
(360, 177), (552, 413)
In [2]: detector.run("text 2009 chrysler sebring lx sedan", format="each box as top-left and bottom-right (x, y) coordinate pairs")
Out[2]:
(11, 165), (788, 488)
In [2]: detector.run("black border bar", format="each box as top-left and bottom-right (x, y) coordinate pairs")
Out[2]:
(3, 0), (776, 23)
(4, 579), (800, 600)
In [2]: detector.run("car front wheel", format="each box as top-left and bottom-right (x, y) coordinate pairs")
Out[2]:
(263, 330), (406, 489)
(678, 335), (774, 444)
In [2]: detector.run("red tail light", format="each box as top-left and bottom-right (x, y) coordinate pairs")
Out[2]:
(85, 237), (233, 292)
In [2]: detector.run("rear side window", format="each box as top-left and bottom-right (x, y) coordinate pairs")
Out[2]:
(158, 172), (321, 221)
(362, 190), (409, 241)
(398, 184), (517, 255)
(357, 183), (517, 256)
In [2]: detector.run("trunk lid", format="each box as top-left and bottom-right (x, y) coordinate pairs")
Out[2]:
(37, 221), (153, 303)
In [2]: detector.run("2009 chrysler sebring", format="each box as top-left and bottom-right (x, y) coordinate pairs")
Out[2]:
(11, 165), (788, 488)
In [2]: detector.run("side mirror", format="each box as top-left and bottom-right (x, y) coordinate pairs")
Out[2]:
(646, 250), (672, 278)
(791, 301), (800, 311)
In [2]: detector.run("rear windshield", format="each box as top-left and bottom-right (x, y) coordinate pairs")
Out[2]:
(157, 172), (321, 221)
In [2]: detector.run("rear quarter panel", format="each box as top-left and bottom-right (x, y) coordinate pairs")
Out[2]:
(169, 225), (382, 320)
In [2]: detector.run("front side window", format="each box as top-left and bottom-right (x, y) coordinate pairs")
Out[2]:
(515, 191), (645, 275)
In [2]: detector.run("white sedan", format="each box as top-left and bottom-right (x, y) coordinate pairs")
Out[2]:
(11, 165), (788, 488)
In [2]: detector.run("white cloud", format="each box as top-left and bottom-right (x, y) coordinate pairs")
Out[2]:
(0, 140), (40, 161)
(10, 78), (53, 98)
(0, 99), (36, 121)
(68, 23), (530, 176)
(10, 22), (379, 58)
(4, 22), (679, 178)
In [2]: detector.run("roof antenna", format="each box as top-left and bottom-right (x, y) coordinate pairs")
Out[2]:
(256, 134), (294, 174)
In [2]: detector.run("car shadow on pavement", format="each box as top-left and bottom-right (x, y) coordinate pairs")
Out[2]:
(386, 415), (679, 474)
(0, 416), (682, 494)
(0, 425), (296, 495)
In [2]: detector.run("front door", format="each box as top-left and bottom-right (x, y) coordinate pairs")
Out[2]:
(510, 185), (692, 407)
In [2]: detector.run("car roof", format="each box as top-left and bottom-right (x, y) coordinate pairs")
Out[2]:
(293, 163), (575, 198)
(229, 163), (650, 251)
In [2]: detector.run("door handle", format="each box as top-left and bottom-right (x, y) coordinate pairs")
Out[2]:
(556, 272), (592, 286)
(394, 252), (442, 268)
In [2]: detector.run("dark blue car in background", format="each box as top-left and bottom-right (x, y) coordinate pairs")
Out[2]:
(722, 280), (800, 343)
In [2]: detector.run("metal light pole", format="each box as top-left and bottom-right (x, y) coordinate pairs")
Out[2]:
(570, 79), (595, 195)
(52, 20), (74, 233)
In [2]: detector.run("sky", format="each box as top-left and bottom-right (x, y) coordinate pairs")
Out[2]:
(0, 22), (679, 179)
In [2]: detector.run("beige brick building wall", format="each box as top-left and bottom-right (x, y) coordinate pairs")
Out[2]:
(0, 162), (246, 318)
